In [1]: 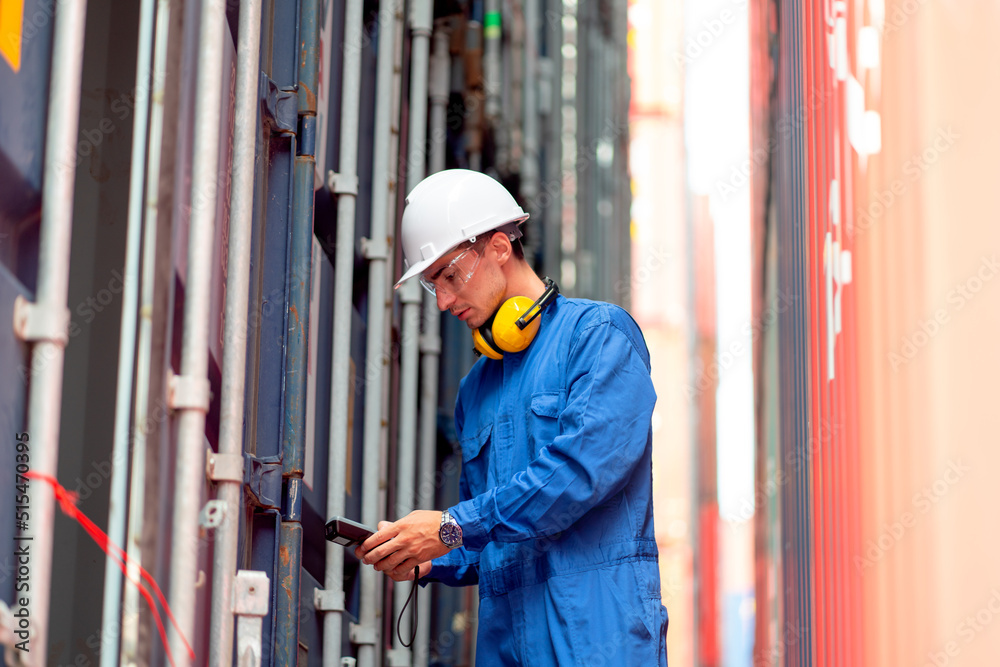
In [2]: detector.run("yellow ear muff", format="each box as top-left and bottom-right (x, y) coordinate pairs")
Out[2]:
(471, 278), (559, 360)
(491, 296), (541, 353)
(472, 326), (504, 360)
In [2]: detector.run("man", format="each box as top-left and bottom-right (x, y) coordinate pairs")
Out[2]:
(356, 169), (668, 665)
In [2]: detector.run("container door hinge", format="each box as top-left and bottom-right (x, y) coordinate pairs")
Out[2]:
(243, 453), (283, 510)
(260, 72), (297, 135)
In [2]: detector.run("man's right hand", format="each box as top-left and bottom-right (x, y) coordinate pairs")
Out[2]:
(356, 514), (448, 580)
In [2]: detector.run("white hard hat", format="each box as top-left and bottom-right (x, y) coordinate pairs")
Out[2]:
(395, 169), (528, 289)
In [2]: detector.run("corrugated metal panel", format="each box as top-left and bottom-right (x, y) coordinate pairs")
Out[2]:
(0, 264), (31, 607)
(753, 0), (865, 664)
(0, 0), (52, 237)
(853, 2), (1000, 666)
(251, 510), (282, 667)
(4, 0), (638, 661)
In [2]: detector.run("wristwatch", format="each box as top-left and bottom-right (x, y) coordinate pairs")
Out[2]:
(439, 510), (463, 549)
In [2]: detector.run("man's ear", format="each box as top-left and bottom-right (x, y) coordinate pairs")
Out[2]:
(490, 231), (513, 267)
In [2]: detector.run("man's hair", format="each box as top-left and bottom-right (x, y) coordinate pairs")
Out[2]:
(507, 235), (525, 260)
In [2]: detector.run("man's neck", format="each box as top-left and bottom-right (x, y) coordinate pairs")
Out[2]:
(503, 264), (546, 302)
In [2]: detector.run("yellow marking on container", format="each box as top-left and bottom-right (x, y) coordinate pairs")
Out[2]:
(0, 0), (25, 72)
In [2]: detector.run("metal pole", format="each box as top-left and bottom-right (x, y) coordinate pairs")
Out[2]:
(356, 4), (404, 667)
(508, 5), (524, 177)
(463, 21), (483, 173)
(429, 25), (450, 178)
(374, 1), (431, 666)
(166, 0), (228, 663)
(322, 0), (364, 663)
(405, 0), (432, 191)
(521, 0), (540, 246)
(392, 276), (421, 667)
(100, 0), (155, 662)
(409, 23), (450, 667)
(543, 0), (562, 282)
(13, 0), (87, 664)
(484, 0), (501, 122)
(274, 0), (319, 660)
(120, 0), (173, 661)
(379, 7), (407, 663)
(614, 0), (630, 310)
(575, 2), (588, 296)
(208, 0), (263, 664)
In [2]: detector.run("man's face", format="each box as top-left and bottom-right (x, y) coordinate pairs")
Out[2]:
(422, 239), (505, 329)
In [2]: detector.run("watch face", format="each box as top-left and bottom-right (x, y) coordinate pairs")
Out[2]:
(440, 523), (462, 547)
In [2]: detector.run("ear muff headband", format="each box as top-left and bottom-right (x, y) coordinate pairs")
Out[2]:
(473, 278), (559, 359)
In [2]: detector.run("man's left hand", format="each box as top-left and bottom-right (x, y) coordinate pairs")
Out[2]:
(354, 510), (450, 580)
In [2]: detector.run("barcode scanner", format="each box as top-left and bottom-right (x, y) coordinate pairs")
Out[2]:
(325, 516), (375, 547)
(325, 516), (419, 648)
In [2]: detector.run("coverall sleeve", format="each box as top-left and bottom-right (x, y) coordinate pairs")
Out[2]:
(420, 548), (480, 587)
(449, 311), (656, 552)
(421, 391), (481, 587)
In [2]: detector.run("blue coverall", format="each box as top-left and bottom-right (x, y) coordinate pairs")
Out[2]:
(426, 295), (669, 666)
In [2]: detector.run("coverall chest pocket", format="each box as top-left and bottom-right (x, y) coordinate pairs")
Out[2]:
(459, 423), (494, 494)
(528, 391), (564, 457)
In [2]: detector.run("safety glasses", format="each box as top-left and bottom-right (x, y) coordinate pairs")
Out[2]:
(419, 246), (482, 296)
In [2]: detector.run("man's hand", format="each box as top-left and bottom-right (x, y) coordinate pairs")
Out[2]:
(354, 510), (449, 581)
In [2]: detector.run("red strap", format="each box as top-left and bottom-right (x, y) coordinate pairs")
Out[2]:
(26, 471), (195, 665)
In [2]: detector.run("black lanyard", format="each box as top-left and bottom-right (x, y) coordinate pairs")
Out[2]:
(397, 565), (419, 648)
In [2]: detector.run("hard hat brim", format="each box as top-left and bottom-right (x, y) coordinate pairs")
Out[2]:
(393, 214), (529, 290)
(394, 259), (435, 290)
